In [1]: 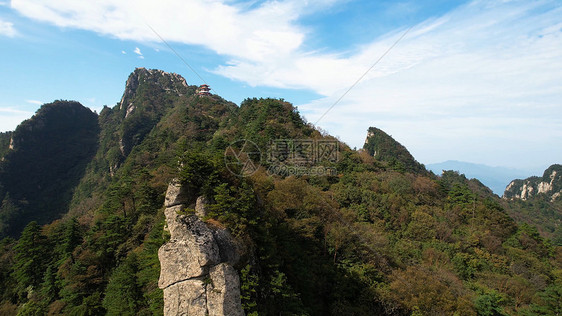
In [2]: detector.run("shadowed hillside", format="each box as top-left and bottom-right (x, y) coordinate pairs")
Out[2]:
(0, 100), (99, 237)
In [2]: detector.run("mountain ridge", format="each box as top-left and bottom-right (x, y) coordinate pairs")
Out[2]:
(427, 160), (532, 195)
(363, 126), (426, 174)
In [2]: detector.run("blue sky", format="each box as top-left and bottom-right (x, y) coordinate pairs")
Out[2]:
(0, 0), (561, 172)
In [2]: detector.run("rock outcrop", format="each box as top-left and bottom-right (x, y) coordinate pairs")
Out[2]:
(159, 180), (245, 316)
(504, 164), (562, 202)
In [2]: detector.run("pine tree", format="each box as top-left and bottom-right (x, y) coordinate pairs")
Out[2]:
(12, 221), (47, 298)
(102, 254), (143, 315)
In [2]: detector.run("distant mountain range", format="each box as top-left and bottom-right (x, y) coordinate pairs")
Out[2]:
(426, 160), (533, 195)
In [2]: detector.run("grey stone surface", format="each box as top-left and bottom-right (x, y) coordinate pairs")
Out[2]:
(159, 181), (245, 316)
(195, 195), (209, 218)
(162, 279), (207, 316)
(165, 179), (190, 207)
(207, 263), (245, 316)
(212, 228), (241, 266)
(158, 241), (207, 289)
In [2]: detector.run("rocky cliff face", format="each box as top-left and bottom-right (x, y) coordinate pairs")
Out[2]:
(504, 164), (562, 202)
(159, 180), (245, 316)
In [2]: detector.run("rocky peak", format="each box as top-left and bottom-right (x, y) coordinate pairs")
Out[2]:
(159, 180), (245, 316)
(504, 164), (562, 202)
(116, 68), (193, 157)
(119, 67), (189, 118)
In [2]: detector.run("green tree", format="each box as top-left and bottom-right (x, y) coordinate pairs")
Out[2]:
(40, 265), (58, 303)
(102, 254), (143, 316)
(16, 300), (45, 316)
(53, 218), (82, 264)
(474, 291), (507, 316)
(240, 264), (259, 315)
(179, 150), (217, 197)
(12, 221), (47, 298)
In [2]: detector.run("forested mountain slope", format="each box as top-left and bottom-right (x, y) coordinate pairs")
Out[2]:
(0, 101), (99, 237)
(0, 69), (559, 315)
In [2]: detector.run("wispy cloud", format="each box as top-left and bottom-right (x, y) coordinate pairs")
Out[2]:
(121, 50), (127, 54)
(134, 47), (144, 59)
(26, 99), (43, 105)
(0, 18), (16, 37)
(10, 0), (343, 61)
(0, 107), (34, 115)
(295, 1), (562, 167)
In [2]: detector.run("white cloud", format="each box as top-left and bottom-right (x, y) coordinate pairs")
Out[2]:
(134, 47), (144, 59)
(121, 50), (126, 54)
(0, 18), (16, 37)
(292, 0), (562, 168)
(0, 107), (34, 115)
(10, 0), (343, 62)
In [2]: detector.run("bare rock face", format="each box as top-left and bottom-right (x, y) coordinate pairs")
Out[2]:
(195, 196), (210, 218)
(159, 180), (245, 316)
(163, 279), (207, 316)
(504, 164), (562, 201)
(165, 179), (190, 208)
(207, 263), (245, 316)
(119, 67), (189, 115)
(117, 68), (191, 157)
(158, 241), (208, 289)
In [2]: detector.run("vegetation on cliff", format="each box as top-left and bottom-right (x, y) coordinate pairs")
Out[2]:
(504, 164), (562, 245)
